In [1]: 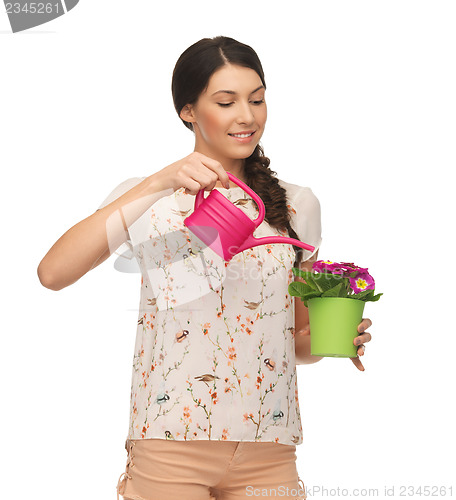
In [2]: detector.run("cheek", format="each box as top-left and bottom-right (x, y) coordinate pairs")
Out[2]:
(258, 106), (267, 125)
(200, 111), (227, 140)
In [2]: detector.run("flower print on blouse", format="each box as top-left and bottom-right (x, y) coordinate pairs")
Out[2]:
(97, 176), (322, 446)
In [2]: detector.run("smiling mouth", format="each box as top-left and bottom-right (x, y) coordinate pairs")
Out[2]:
(228, 131), (256, 138)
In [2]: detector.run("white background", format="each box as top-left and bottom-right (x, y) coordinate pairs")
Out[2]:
(1, 1), (455, 499)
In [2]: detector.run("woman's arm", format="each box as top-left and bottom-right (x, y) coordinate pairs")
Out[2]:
(294, 250), (324, 365)
(37, 174), (172, 291)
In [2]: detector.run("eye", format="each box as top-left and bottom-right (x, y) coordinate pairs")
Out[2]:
(217, 100), (265, 108)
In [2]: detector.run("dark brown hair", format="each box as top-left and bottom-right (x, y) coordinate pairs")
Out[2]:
(171, 35), (304, 267)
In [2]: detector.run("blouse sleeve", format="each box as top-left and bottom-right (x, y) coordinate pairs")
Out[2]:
(292, 187), (323, 263)
(96, 177), (145, 260)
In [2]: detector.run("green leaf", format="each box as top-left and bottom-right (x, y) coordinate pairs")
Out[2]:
(350, 289), (375, 301)
(303, 292), (322, 307)
(291, 268), (320, 291)
(321, 282), (344, 297)
(291, 267), (308, 279)
(288, 281), (315, 297)
(348, 289), (383, 302)
(338, 284), (349, 297)
(312, 273), (345, 293)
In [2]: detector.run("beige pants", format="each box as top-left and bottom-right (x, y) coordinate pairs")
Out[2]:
(116, 438), (307, 500)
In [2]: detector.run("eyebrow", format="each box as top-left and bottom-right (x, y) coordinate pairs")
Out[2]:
(211, 85), (265, 97)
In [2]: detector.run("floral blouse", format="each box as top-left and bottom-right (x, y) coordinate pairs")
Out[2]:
(97, 176), (322, 446)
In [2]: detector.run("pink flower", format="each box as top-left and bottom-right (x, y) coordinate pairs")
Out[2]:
(312, 260), (337, 273)
(312, 260), (369, 276)
(339, 262), (369, 273)
(349, 272), (375, 293)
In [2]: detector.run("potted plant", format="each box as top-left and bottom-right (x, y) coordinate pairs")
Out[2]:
(288, 260), (383, 358)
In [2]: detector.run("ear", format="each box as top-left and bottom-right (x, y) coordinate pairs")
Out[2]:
(180, 104), (196, 124)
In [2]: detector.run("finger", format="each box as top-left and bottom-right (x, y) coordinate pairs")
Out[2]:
(299, 325), (311, 336)
(354, 332), (372, 345)
(358, 318), (372, 333)
(357, 344), (365, 356)
(198, 155), (230, 187)
(350, 356), (365, 371)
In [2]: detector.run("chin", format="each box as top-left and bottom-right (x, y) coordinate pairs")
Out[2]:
(230, 143), (259, 155)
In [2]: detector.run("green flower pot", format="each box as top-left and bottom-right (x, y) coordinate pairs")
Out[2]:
(307, 297), (366, 358)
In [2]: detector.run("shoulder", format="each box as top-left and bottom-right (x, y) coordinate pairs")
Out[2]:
(277, 178), (320, 207)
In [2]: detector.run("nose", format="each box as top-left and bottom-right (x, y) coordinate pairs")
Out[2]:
(236, 100), (256, 125)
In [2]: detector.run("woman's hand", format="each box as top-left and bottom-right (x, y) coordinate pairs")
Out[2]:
(152, 152), (231, 194)
(351, 317), (373, 371)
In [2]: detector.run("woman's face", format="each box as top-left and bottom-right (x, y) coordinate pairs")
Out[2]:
(181, 64), (267, 164)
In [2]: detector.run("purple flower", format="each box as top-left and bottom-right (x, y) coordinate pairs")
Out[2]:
(339, 262), (369, 274)
(312, 260), (336, 273)
(312, 260), (369, 277)
(349, 272), (375, 293)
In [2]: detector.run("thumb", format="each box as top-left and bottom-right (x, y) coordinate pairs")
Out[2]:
(299, 325), (311, 336)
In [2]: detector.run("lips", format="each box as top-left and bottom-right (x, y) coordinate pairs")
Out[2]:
(228, 130), (256, 144)
(228, 130), (256, 136)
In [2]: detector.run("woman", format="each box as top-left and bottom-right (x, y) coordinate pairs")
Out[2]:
(38, 36), (373, 500)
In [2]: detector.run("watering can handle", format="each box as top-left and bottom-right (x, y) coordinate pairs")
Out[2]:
(225, 172), (265, 228)
(194, 172), (265, 228)
(193, 172), (316, 256)
(223, 173), (315, 253)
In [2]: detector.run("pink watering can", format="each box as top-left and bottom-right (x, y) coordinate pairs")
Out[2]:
(184, 172), (315, 262)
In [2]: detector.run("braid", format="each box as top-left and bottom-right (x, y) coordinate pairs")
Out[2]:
(243, 144), (304, 268)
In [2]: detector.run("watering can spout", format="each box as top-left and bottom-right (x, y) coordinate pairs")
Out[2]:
(236, 234), (315, 256)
